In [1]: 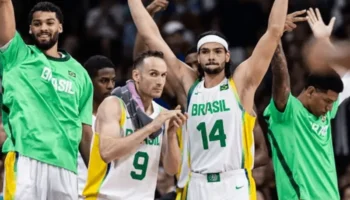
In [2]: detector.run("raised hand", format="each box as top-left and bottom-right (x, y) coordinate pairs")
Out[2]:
(284, 10), (308, 32)
(146, 0), (169, 16)
(167, 105), (188, 134)
(307, 8), (336, 39)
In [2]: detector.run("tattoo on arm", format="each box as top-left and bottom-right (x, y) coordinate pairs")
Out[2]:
(271, 41), (290, 111)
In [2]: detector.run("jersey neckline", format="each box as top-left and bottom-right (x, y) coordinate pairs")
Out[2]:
(45, 49), (71, 62)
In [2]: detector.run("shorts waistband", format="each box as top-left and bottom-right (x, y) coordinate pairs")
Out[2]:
(191, 169), (246, 182)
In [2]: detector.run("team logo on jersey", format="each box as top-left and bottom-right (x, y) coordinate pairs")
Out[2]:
(68, 71), (76, 78)
(220, 84), (229, 91)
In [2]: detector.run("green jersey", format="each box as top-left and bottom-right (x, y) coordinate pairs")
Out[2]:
(0, 32), (93, 173)
(264, 94), (339, 200)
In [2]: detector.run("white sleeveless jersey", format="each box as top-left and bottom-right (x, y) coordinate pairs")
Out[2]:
(82, 99), (164, 200)
(178, 78), (256, 192)
(77, 115), (96, 197)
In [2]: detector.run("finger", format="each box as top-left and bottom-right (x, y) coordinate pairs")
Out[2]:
(293, 17), (308, 22)
(315, 8), (323, 22)
(306, 16), (314, 28)
(291, 9), (306, 17)
(307, 10), (316, 24)
(172, 121), (180, 128)
(286, 21), (297, 28)
(306, 10), (314, 25)
(175, 118), (183, 126)
(328, 17), (336, 31)
(174, 105), (181, 110)
(156, 1), (168, 7)
(177, 113), (187, 123)
(309, 8), (318, 22)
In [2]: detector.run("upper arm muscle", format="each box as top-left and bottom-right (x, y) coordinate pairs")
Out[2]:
(96, 97), (122, 139)
(233, 32), (280, 113)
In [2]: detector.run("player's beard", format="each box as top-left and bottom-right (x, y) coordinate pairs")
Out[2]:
(202, 62), (225, 75)
(32, 31), (59, 51)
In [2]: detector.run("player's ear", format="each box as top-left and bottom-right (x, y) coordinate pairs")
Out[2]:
(306, 86), (315, 97)
(58, 24), (63, 34)
(29, 26), (32, 35)
(132, 69), (140, 83)
(225, 50), (230, 63)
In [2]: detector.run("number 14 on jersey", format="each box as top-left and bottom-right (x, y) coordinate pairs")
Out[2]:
(197, 119), (227, 150)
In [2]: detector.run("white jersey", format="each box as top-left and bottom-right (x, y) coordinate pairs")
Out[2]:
(77, 115), (96, 197)
(82, 98), (164, 200)
(178, 78), (256, 195)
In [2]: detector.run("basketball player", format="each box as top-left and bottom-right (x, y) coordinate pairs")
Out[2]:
(128, 0), (288, 199)
(0, 1), (93, 199)
(264, 8), (350, 199)
(82, 51), (187, 200)
(77, 55), (116, 197)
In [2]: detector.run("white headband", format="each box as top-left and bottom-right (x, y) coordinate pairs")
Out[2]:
(197, 35), (229, 51)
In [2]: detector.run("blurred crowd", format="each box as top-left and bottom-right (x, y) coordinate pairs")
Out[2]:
(3, 0), (350, 199)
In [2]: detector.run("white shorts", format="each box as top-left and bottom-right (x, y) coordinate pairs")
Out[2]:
(3, 152), (78, 200)
(186, 169), (255, 200)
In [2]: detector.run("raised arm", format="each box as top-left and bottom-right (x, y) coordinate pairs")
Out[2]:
(133, 0), (169, 59)
(128, 0), (197, 95)
(272, 42), (290, 111)
(306, 8), (349, 76)
(97, 96), (182, 163)
(0, 0), (16, 47)
(233, 0), (289, 113)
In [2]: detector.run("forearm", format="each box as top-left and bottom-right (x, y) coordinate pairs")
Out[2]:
(133, 11), (156, 59)
(79, 130), (93, 167)
(0, 0), (16, 46)
(100, 124), (155, 163)
(163, 133), (181, 175)
(327, 40), (350, 70)
(254, 146), (268, 168)
(267, 0), (288, 37)
(128, 0), (161, 43)
(272, 42), (290, 110)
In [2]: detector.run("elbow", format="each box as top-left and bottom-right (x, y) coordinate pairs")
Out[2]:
(99, 149), (112, 164)
(164, 165), (179, 176)
(267, 25), (284, 39)
(164, 159), (180, 176)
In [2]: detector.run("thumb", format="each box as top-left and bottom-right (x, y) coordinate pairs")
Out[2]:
(174, 105), (181, 110)
(328, 17), (336, 30)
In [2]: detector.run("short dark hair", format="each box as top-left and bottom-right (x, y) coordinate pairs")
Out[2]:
(28, 2), (64, 24)
(185, 46), (197, 57)
(84, 55), (115, 79)
(133, 50), (165, 69)
(305, 71), (344, 93)
(197, 30), (233, 79)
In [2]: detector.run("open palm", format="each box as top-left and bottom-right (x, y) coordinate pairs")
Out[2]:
(307, 8), (335, 39)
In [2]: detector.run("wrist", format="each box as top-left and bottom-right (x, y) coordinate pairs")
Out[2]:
(167, 130), (178, 139)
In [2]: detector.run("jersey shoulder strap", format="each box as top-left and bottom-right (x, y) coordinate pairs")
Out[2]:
(186, 79), (201, 111)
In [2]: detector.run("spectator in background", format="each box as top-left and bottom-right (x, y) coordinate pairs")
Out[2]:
(85, 0), (125, 63)
(162, 20), (194, 61)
